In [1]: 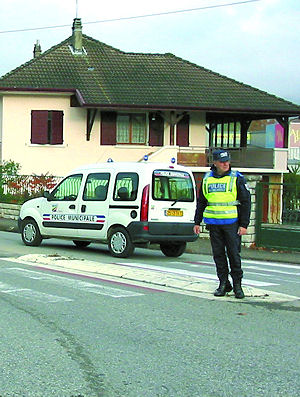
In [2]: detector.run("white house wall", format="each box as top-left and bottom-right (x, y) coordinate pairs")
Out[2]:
(1, 93), (207, 176)
(189, 112), (207, 147)
(2, 94), (94, 175)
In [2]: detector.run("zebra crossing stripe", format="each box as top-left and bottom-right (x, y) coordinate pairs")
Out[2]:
(0, 281), (73, 303)
(1, 268), (144, 298)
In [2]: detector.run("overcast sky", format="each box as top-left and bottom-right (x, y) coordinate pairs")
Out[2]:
(0, 0), (299, 105)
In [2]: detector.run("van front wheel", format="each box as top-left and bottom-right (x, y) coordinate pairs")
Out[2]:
(108, 227), (134, 258)
(160, 242), (186, 257)
(21, 219), (42, 246)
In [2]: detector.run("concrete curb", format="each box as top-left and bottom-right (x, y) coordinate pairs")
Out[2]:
(1, 217), (299, 264)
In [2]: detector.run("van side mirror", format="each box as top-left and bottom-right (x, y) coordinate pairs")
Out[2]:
(43, 191), (53, 201)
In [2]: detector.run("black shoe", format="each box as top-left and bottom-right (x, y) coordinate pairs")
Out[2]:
(233, 281), (245, 299)
(214, 280), (233, 296)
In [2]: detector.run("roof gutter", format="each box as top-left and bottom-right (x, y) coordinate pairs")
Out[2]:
(0, 87), (75, 94)
(79, 101), (300, 116)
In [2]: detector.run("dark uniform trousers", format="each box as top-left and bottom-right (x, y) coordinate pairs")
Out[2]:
(208, 221), (243, 282)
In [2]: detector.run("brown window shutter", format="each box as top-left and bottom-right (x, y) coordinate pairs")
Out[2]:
(176, 114), (189, 147)
(101, 112), (116, 145)
(149, 113), (164, 146)
(51, 111), (64, 144)
(31, 110), (48, 144)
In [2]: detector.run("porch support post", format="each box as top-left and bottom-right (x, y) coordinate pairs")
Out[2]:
(86, 109), (97, 141)
(276, 116), (289, 148)
(240, 120), (251, 147)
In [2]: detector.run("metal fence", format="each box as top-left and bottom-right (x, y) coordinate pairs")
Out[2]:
(0, 174), (63, 200)
(256, 182), (300, 251)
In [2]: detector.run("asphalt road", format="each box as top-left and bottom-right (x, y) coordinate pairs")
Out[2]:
(0, 231), (299, 396)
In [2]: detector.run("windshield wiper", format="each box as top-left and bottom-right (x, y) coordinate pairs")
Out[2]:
(171, 197), (185, 206)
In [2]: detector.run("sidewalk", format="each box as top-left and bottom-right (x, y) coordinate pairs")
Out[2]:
(1, 217), (299, 265)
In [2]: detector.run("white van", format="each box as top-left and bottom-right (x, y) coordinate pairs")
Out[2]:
(19, 161), (198, 257)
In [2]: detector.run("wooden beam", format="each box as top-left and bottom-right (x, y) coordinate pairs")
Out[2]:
(233, 121), (237, 147)
(158, 111), (187, 145)
(206, 123), (216, 147)
(86, 109), (97, 141)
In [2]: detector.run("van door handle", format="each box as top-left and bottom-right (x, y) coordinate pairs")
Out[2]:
(81, 205), (86, 213)
(69, 204), (76, 209)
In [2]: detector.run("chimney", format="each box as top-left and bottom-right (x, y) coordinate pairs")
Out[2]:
(33, 40), (42, 58)
(72, 18), (83, 54)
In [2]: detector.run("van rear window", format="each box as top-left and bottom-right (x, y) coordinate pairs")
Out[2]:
(152, 170), (194, 201)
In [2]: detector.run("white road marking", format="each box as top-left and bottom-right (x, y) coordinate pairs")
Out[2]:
(0, 281), (73, 303)
(243, 271), (274, 278)
(242, 260), (300, 269)
(183, 259), (300, 270)
(1, 267), (143, 298)
(115, 262), (278, 287)
(243, 265), (300, 276)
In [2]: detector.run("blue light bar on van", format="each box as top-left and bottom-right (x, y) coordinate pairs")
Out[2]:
(143, 155), (149, 161)
(171, 157), (176, 163)
(107, 158), (113, 162)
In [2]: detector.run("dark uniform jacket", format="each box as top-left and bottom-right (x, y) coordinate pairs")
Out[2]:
(194, 165), (251, 228)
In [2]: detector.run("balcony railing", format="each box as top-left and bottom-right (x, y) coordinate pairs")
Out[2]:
(177, 146), (288, 170)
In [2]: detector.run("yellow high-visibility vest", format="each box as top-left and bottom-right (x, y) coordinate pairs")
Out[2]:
(202, 171), (239, 224)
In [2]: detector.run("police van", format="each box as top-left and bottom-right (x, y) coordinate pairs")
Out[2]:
(19, 160), (197, 258)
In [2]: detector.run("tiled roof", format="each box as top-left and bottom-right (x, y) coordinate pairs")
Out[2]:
(1, 34), (299, 114)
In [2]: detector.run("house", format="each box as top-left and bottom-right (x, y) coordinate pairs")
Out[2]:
(0, 18), (300, 246)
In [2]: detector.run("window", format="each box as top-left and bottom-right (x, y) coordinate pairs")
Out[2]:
(51, 174), (82, 201)
(31, 110), (63, 145)
(83, 173), (110, 201)
(117, 114), (146, 144)
(152, 170), (194, 202)
(113, 173), (139, 201)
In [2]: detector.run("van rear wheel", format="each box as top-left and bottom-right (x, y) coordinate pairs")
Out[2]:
(160, 242), (186, 257)
(108, 227), (134, 258)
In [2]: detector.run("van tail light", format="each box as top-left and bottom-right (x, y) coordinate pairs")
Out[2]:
(140, 184), (150, 222)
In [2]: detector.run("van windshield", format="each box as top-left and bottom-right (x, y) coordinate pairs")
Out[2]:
(152, 170), (194, 202)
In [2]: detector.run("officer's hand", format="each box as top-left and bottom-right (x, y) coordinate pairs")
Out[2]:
(193, 225), (201, 235)
(238, 227), (247, 236)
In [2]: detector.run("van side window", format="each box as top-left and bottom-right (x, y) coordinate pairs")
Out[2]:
(51, 174), (83, 201)
(114, 173), (138, 201)
(83, 173), (110, 201)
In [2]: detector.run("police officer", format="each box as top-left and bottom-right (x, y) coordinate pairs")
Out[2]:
(193, 149), (251, 299)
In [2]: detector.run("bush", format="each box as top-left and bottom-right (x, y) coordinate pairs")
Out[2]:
(0, 160), (58, 204)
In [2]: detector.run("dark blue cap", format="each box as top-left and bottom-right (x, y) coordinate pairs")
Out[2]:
(213, 149), (231, 162)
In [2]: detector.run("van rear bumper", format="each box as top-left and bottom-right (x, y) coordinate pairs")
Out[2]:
(127, 221), (197, 243)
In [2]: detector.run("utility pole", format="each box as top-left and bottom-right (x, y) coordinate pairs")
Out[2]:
(76, 0), (79, 18)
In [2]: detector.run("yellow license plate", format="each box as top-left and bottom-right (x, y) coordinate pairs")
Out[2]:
(165, 209), (183, 217)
